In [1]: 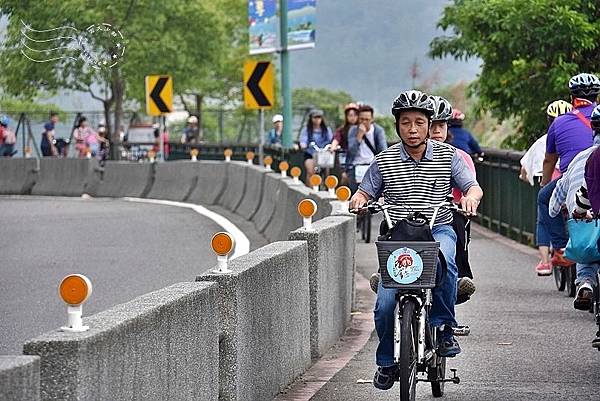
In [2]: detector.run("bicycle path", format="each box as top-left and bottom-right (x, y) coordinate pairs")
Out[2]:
(282, 220), (600, 401)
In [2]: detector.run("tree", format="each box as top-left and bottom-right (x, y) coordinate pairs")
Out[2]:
(430, 0), (600, 149)
(0, 0), (246, 154)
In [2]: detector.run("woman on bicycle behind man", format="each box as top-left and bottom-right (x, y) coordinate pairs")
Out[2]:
(349, 90), (483, 390)
(429, 95), (477, 304)
(332, 103), (359, 186)
(299, 109), (333, 184)
(346, 104), (388, 193)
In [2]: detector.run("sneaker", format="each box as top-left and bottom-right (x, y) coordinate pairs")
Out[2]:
(373, 365), (398, 390)
(457, 277), (476, 297)
(551, 249), (574, 267)
(535, 261), (552, 276)
(370, 273), (380, 294)
(574, 282), (594, 310)
(437, 327), (461, 358)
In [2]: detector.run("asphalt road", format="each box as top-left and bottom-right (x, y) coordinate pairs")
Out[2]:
(310, 218), (600, 401)
(0, 196), (235, 355)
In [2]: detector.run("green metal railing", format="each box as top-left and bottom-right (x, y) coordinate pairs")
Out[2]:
(475, 147), (539, 246)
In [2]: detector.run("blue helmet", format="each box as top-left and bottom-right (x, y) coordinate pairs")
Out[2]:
(0, 115), (9, 127)
(569, 73), (600, 97)
(591, 105), (600, 131)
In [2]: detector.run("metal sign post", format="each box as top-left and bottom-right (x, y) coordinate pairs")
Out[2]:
(259, 109), (265, 166)
(159, 116), (165, 162)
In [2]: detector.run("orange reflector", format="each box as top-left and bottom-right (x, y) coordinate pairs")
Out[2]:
(325, 175), (339, 189)
(298, 199), (317, 218)
(279, 161), (289, 171)
(290, 167), (302, 177)
(309, 175), (322, 187)
(211, 232), (234, 256)
(24, 146), (31, 153)
(224, 149), (233, 157)
(246, 151), (255, 161)
(336, 186), (352, 201)
(148, 150), (156, 158)
(190, 149), (199, 156)
(264, 156), (273, 166)
(59, 275), (91, 305)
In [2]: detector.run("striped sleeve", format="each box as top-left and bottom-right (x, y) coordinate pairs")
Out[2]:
(574, 185), (591, 214)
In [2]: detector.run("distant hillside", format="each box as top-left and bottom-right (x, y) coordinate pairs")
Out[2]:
(289, 0), (481, 113)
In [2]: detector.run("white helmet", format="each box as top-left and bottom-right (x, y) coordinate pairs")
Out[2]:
(187, 115), (198, 124)
(272, 114), (283, 123)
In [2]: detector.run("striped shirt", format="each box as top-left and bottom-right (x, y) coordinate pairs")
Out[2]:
(359, 140), (479, 226)
(549, 135), (600, 217)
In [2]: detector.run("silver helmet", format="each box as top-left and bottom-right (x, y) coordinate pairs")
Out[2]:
(392, 90), (434, 119)
(430, 95), (453, 122)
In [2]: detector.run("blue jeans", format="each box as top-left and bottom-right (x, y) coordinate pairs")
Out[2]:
(374, 224), (458, 367)
(576, 263), (600, 286)
(536, 179), (568, 249)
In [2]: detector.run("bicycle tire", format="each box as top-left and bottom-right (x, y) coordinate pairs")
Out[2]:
(365, 213), (372, 243)
(429, 355), (446, 397)
(567, 265), (577, 298)
(399, 299), (418, 401)
(553, 265), (566, 292)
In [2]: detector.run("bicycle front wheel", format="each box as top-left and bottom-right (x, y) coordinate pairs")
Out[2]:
(399, 299), (418, 401)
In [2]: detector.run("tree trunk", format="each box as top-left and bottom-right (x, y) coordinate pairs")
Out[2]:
(111, 68), (125, 160)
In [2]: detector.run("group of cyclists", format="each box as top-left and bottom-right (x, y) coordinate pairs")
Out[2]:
(520, 72), (600, 349)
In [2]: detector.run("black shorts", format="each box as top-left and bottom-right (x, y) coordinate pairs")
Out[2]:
(303, 152), (313, 161)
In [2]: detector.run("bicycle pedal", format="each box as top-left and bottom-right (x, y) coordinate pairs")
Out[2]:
(453, 325), (470, 336)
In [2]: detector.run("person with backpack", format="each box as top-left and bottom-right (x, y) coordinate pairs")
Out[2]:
(540, 73), (599, 268)
(0, 116), (16, 157)
(346, 104), (387, 193)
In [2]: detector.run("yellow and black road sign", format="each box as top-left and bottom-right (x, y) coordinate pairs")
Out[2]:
(145, 75), (173, 116)
(243, 61), (274, 110)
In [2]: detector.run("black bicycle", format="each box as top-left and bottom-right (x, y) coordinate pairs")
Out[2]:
(349, 163), (373, 243)
(354, 201), (467, 400)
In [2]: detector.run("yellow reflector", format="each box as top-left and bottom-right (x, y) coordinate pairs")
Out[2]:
(59, 275), (91, 305)
(190, 149), (199, 156)
(325, 175), (338, 189)
(264, 156), (273, 166)
(336, 186), (352, 201)
(211, 232), (234, 256)
(224, 149), (233, 157)
(298, 199), (317, 218)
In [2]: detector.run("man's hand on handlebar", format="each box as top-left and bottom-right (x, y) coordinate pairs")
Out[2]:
(460, 195), (479, 217)
(349, 190), (370, 214)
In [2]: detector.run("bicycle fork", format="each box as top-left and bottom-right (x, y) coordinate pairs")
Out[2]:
(393, 295), (427, 364)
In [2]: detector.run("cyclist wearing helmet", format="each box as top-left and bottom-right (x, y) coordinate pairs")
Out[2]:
(349, 90), (483, 390)
(549, 104), (600, 311)
(448, 109), (483, 157)
(520, 100), (572, 276)
(183, 115), (200, 144)
(346, 104), (388, 192)
(267, 114), (284, 146)
(332, 103), (359, 185)
(429, 95), (477, 304)
(0, 115), (16, 157)
(541, 73), (599, 267)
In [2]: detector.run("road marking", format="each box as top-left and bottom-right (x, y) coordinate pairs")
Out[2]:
(123, 197), (250, 259)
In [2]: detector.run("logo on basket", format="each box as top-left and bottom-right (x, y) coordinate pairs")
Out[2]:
(386, 247), (423, 284)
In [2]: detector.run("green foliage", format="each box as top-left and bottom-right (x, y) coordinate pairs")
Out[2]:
(292, 87), (353, 127)
(0, 96), (64, 118)
(375, 115), (397, 142)
(430, 0), (600, 149)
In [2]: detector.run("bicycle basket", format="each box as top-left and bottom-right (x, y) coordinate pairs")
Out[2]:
(376, 240), (440, 289)
(314, 149), (335, 168)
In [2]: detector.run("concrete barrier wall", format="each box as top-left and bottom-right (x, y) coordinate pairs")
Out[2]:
(185, 161), (228, 205)
(94, 161), (154, 198)
(289, 215), (356, 359)
(23, 282), (219, 401)
(31, 159), (99, 197)
(220, 162), (248, 212)
(197, 241), (311, 401)
(146, 160), (201, 201)
(235, 164), (268, 219)
(0, 159), (38, 195)
(251, 172), (284, 233)
(0, 356), (40, 401)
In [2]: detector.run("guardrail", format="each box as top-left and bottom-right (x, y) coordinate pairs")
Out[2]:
(475, 147), (538, 246)
(0, 158), (355, 401)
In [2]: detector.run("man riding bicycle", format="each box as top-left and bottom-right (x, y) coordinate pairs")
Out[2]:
(349, 90), (483, 390)
(346, 104), (388, 193)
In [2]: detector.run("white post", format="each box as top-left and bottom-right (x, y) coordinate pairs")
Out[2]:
(328, 188), (335, 197)
(61, 305), (89, 332)
(281, 170), (287, 178)
(225, 156), (231, 162)
(214, 255), (231, 274)
(247, 158), (253, 165)
(312, 185), (319, 192)
(293, 176), (300, 184)
(339, 201), (349, 212)
(265, 164), (272, 171)
(303, 217), (312, 230)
